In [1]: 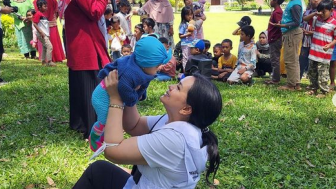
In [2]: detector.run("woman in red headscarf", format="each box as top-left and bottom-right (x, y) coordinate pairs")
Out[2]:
(34, 0), (65, 63)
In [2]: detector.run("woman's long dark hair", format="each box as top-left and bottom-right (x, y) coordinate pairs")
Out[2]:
(186, 73), (222, 184)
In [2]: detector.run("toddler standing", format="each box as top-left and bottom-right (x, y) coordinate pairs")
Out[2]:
(109, 16), (126, 61)
(179, 6), (197, 72)
(305, 0), (336, 97)
(33, 0), (55, 66)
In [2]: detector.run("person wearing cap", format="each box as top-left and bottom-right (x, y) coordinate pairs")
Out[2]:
(89, 36), (172, 152)
(232, 16), (252, 36)
(184, 38), (209, 76)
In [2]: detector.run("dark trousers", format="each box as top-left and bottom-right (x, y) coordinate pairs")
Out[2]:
(63, 27), (67, 56)
(256, 58), (272, 76)
(68, 69), (101, 138)
(73, 160), (130, 189)
(299, 47), (310, 79)
(269, 38), (282, 82)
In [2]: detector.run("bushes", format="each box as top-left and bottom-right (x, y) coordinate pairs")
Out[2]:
(1, 14), (18, 48)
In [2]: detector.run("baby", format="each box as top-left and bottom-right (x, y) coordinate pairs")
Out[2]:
(89, 37), (171, 155)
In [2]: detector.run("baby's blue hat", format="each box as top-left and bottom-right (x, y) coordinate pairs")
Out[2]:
(134, 36), (172, 68)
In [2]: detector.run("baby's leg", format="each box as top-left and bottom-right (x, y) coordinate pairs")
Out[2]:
(89, 82), (110, 152)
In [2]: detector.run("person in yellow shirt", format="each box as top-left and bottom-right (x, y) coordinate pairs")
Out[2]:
(217, 39), (237, 82)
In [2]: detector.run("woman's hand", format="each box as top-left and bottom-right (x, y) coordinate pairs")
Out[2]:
(105, 70), (122, 103)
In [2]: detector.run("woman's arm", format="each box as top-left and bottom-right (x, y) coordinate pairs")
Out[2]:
(103, 70), (148, 165)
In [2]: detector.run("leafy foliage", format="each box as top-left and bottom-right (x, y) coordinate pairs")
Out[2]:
(1, 14), (18, 48)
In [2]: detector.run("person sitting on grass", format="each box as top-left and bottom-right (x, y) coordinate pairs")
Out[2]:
(156, 37), (177, 81)
(211, 43), (223, 80)
(203, 39), (212, 59)
(227, 25), (257, 84)
(184, 39), (208, 77)
(73, 72), (222, 189)
(304, 0), (336, 97)
(216, 39), (237, 82)
(254, 31), (272, 77)
(89, 37), (171, 152)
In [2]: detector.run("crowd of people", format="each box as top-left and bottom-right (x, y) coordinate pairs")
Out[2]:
(0, 0), (336, 187)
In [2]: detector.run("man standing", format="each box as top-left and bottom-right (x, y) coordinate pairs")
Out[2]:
(271, 0), (303, 90)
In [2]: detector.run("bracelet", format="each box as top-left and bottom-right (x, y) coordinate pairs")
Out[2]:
(109, 104), (124, 110)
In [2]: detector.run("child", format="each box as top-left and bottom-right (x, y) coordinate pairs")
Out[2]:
(130, 24), (144, 51)
(216, 39), (238, 82)
(173, 41), (184, 73)
(255, 31), (272, 77)
(156, 37), (177, 81)
(116, 0), (132, 44)
(232, 16), (252, 36)
(27, 9), (38, 53)
(89, 37), (172, 154)
(264, 0), (284, 84)
(109, 16), (126, 61)
(184, 39), (208, 76)
(211, 43), (222, 79)
(33, 0), (56, 66)
(227, 26), (257, 84)
(104, 8), (113, 30)
(299, 0), (321, 80)
(142, 18), (159, 38)
(329, 0), (336, 89)
(121, 44), (132, 56)
(305, 0), (336, 97)
(179, 6), (196, 71)
(203, 39), (212, 59)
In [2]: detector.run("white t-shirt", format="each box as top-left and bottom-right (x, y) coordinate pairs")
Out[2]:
(123, 115), (207, 189)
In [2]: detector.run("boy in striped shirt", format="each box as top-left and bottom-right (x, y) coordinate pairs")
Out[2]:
(304, 0), (336, 97)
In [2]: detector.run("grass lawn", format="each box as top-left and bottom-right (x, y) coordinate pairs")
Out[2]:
(1, 13), (336, 188)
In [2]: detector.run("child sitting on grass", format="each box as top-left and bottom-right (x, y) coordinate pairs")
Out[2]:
(211, 43), (222, 79)
(203, 39), (212, 59)
(304, 0), (336, 97)
(156, 37), (177, 81)
(227, 26), (257, 84)
(217, 39), (237, 82)
(89, 37), (171, 155)
(142, 18), (159, 38)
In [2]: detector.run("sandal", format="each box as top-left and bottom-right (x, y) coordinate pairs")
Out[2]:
(264, 80), (279, 85)
(305, 90), (317, 95)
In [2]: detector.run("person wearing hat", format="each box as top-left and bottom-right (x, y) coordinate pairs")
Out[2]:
(184, 39), (209, 76)
(89, 36), (172, 152)
(232, 16), (252, 36)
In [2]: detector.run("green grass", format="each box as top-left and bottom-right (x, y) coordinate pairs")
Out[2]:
(1, 13), (336, 188)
